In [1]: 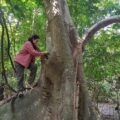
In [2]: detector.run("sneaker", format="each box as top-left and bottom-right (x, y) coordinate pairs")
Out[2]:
(27, 84), (34, 89)
(17, 87), (26, 92)
(18, 91), (24, 98)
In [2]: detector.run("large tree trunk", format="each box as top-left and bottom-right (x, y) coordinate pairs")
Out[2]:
(1, 0), (120, 120)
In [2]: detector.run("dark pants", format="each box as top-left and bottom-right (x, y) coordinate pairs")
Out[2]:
(15, 62), (37, 91)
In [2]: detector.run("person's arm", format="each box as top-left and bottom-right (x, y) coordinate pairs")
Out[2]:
(25, 41), (47, 56)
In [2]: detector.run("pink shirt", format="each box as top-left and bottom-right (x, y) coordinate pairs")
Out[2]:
(15, 41), (45, 68)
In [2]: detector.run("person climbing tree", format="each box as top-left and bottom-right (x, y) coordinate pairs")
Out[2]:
(14, 34), (48, 92)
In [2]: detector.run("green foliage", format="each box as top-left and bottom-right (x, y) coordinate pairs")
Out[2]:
(68, 0), (120, 102)
(67, 0), (100, 36)
(84, 27), (120, 101)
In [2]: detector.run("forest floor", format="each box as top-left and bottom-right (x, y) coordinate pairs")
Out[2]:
(98, 103), (119, 120)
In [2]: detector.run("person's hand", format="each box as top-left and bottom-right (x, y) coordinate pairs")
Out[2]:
(43, 52), (49, 59)
(44, 52), (49, 55)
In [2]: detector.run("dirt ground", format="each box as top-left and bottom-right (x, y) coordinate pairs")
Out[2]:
(98, 103), (119, 120)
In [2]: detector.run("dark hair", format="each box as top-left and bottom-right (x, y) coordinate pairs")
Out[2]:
(28, 34), (39, 50)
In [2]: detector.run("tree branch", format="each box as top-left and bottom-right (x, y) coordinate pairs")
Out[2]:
(83, 16), (120, 46)
(0, 9), (16, 73)
(0, 9), (17, 93)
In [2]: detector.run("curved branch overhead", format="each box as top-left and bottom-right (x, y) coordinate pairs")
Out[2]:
(83, 16), (120, 46)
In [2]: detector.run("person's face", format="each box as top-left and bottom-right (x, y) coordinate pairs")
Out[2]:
(32, 39), (38, 45)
